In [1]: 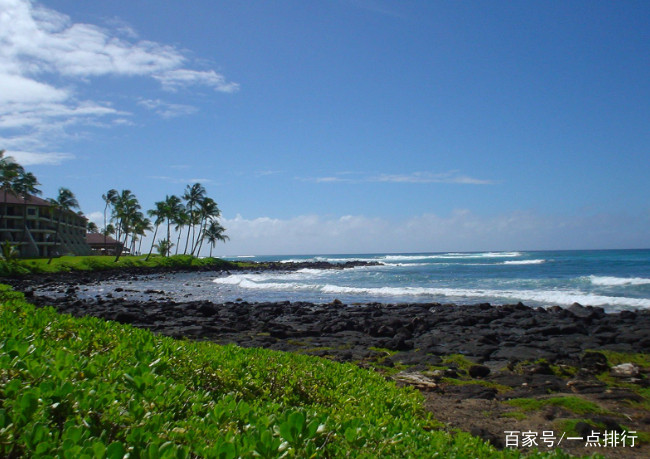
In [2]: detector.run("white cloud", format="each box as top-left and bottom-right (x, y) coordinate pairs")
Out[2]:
(375, 171), (495, 185)
(148, 176), (214, 185)
(8, 150), (75, 165)
(299, 170), (495, 185)
(138, 99), (198, 119)
(154, 69), (240, 93)
(0, 0), (237, 161)
(218, 210), (650, 255)
(86, 211), (105, 228)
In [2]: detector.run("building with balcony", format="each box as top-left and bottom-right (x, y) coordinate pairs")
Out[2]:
(0, 193), (91, 258)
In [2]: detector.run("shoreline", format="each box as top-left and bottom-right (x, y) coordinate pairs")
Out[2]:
(5, 265), (650, 456)
(6, 264), (650, 363)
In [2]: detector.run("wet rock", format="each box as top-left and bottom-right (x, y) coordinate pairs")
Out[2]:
(114, 311), (138, 324)
(580, 351), (609, 374)
(470, 427), (503, 449)
(446, 384), (497, 400)
(468, 364), (491, 378)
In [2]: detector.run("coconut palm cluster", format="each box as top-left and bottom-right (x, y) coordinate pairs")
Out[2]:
(102, 183), (228, 260)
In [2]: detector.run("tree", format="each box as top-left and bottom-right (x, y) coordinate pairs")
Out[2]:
(132, 216), (151, 255)
(87, 222), (99, 233)
(173, 207), (189, 255)
(146, 200), (167, 261)
(47, 188), (79, 264)
(102, 224), (115, 237)
(112, 190), (141, 262)
(162, 195), (182, 257)
(182, 183), (206, 255)
(192, 197), (221, 256)
(14, 171), (41, 255)
(203, 220), (229, 258)
(102, 189), (118, 248)
(154, 238), (173, 257)
(0, 150), (25, 236)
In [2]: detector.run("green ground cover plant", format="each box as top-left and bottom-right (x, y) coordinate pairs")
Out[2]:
(0, 285), (574, 457)
(0, 255), (237, 276)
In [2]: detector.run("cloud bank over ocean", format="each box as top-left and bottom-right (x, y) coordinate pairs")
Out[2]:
(218, 210), (650, 255)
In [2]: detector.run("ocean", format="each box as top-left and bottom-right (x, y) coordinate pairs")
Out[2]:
(213, 249), (650, 312)
(76, 249), (650, 313)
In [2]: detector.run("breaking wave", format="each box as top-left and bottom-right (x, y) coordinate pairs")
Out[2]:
(213, 274), (650, 309)
(588, 276), (650, 286)
(502, 259), (546, 265)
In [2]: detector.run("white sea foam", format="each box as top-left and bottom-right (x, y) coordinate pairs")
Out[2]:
(279, 256), (380, 263)
(502, 259), (546, 265)
(320, 285), (650, 308)
(444, 251), (523, 258)
(213, 273), (650, 309)
(588, 276), (650, 286)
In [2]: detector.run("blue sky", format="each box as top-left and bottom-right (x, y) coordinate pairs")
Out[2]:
(1, 0), (649, 255)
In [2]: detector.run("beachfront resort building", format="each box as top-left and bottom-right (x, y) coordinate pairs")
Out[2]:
(85, 233), (124, 256)
(0, 193), (91, 258)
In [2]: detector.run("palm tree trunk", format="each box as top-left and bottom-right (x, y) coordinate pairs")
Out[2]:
(194, 221), (206, 257)
(183, 215), (192, 254)
(175, 228), (183, 255)
(146, 224), (159, 261)
(114, 231), (129, 262)
(166, 218), (171, 257)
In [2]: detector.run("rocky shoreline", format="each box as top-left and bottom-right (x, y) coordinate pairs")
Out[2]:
(5, 264), (650, 457)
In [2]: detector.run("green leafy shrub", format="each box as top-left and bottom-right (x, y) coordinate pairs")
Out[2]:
(0, 285), (565, 457)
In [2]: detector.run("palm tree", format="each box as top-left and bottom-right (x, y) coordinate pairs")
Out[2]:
(47, 188), (79, 264)
(102, 189), (118, 248)
(0, 151), (25, 236)
(203, 220), (229, 258)
(14, 171), (41, 256)
(112, 190), (137, 244)
(192, 197), (221, 256)
(146, 200), (167, 261)
(163, 195), (183, 257)
(173, 207), (189, 255)
(182, 183), (206, 255)
(103, 223), (115, 238)
(154, 238), (173, 257)
(133, 216), (151, 255)
(112, 190), (141, 262)
(87, 222), (99, 233)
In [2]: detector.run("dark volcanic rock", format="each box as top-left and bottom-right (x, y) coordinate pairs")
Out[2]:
(468, 364), (491, 378)
(7, 270), (650, 374)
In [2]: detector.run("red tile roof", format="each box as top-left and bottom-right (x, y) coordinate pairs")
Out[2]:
(86, 233), (122, 246)
(0, 192), (52, 206)
(0, 191), (86, 220)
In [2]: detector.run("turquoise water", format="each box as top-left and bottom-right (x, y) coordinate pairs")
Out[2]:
(217, 250), (650, 312)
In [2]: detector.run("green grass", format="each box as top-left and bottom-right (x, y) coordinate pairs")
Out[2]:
(440, 377), (512, 393)
(441, 353), (476, 371)
(505, 397), (610, 416)
(0, 254), (238, 276)
(0, 285), (574, 458)
(594, 350), (650, 368)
